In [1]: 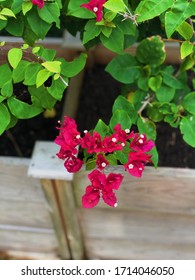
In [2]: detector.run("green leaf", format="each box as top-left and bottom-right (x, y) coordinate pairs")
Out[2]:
(42, 61), (61, 73)
(149, 146), (159, 168)
(147, 103), (164, 122)
(8, 48), (23, 69)
(67, 0), (95, 19)
(137, 117), (156, 141)
(38, 2), (60, 28)
(7, 97), (43, 119)
(176, 21), (193, 40)
(136, 36), (166, 66)
(105, 154), (118, 166)
(24, 63), (42, 85)
(36, 69), (52, 88)
(0, 8), (16, 18)
(60, 53), (87, 77)
(109, 109), (132, 130)
(182, 92), (195, 114)
(0, 64), (12, 87)
(28, 86), (56, 110)
(6, 16), (24, 36)
(37, 47), (56, 61)
(114, 150), (128, 165)
(148, 75), (162, 91)
(27, 8), (51, 39)
(22, 2), (33, 15)
(94, 119), (110, 137)
(0, 103), (11, 135)
(135, 0), (174, 22)
(86, 158), (96, 171)
(47, 77), (67, 101)
(83, 20), (102, 44)
(156, 84), (175, 102)
(100, 27), (124, 54)
(112, 95), (138, 124)
(106, 53), (140, 83)
(180, 116), (195, 147)
(180, 41), (194, 59)
(161, 71), (183, 89)
(103, 0), (126, 13)
(165, 0), (195, 38)
(1, 80), (13, 97)
(101, 26), (112, 38)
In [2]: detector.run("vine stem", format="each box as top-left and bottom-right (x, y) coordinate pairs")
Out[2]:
(137, 96), (153, 116)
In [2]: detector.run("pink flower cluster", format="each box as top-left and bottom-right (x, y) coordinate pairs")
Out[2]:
(55, 116), (155, 208)
(81, 0), (106, 22)
(32, 0), (44, 9)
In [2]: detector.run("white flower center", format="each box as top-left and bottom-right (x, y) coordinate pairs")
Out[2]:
(128, 163), (134, 169)
(125, 129), (130, 133)
(101, 162), (106, 167)
(114, 203), (118, 207)
(76, 135), (80, 139)
(121, 143), (125, 147)
(140, 134), (144, 138)
(84, 130), (88, 133)
(139, 167), (143, 171)
(112, 137), (117, 143)
(139, 139), (144, 144)
(93, 7), (98, 12)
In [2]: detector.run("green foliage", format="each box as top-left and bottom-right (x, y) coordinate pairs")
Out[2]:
(1, 0), (195, 162)
(0, 45), (86, 134)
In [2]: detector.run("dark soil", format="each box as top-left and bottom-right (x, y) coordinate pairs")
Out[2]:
(0, 64), (195, 168)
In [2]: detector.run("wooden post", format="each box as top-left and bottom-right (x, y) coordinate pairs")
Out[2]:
(28, 141), (84, 260)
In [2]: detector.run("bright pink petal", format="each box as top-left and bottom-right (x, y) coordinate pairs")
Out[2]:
(102, 190), (117, 207)
(96, 154), (109, 170)
(88, 169), (106, 189)
(106, 173), (123, 190)
(82, 186), (100, 208)
(64, 156), (83, 173)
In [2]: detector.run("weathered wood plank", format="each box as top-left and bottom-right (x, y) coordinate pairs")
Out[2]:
(73, 166), (195, 214)
(78, 208), (195, 259)
(0, 201), (53, 228)
(55, 180), (84, 260)
(41, 179), (71, 259)
(28, 141), (73, 180)
(0, 228), (59, 259)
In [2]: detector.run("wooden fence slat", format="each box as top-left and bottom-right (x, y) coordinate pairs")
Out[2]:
(78, 208), (195, 260)
(55, 180), (85, 260)
(41, 179), (71, 259)
(0, 228), (59, 260)
(73, 166), (195, 215)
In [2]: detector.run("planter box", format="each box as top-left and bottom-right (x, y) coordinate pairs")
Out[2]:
(0, 156), (59, 260)
(73, 166), (195, 259)
(27, 141), (195, 260)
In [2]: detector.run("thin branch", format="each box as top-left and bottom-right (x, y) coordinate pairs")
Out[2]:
(6, 130), (23, 157)
(137, 96), (153, 116)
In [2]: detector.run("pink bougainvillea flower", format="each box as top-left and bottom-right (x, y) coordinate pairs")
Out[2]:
(81, 0), (106, 22)
(82, 169), (123, 208)
(106, 173), (123, 190)
(32, 0), (45, 9)
(113, 124), (132, 143)
(81, 131), (103, 153)
(55, 116), (81, 148)
(64, 155), (83, 173)
(124, 151), (152, 178)
(130, 133), (155, 152)
(82, 186), (100, 208)
(102, 190), (117, 207)
(103, 135), (123, 153)
(88, 169), (106, 189)
(96, 153), (109, 170)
